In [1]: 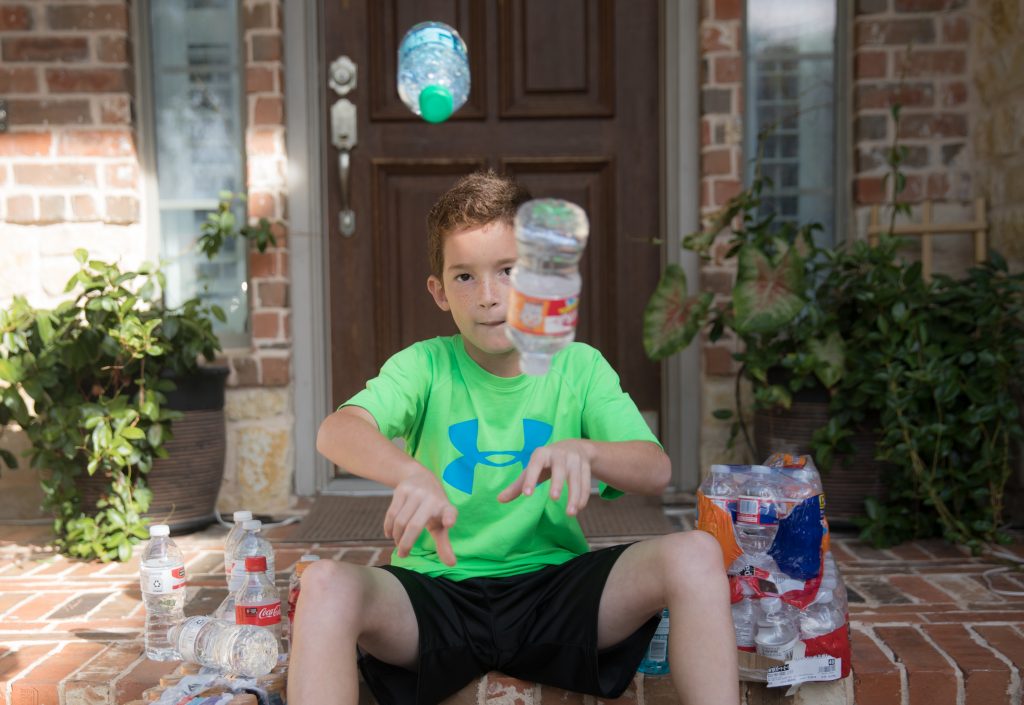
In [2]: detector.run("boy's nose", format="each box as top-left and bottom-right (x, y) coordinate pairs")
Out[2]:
(479, 278), (502, 307)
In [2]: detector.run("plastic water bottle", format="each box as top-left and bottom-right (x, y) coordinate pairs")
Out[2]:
(735, 466), (782, 561)
(229, 519), (276, 588)
(799, 588), (843, 638)
(285, 554), (320, 650)
(223, 510), (253, 577)
(235, 556), (283, 653)
(168, 616), (278, 677)
(755, 596), (799, 661)
(706, 464), (740, 519)
(731, 584), (757, 650)
(397, 21), (470, 123)
(139, 524), (187, 660)
(638, 608), (670, 675)
(506, 199), (589, 375)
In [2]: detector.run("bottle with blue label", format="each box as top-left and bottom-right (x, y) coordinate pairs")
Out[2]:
(734, 465), (781, 564)
(397, 21), (470, 123)
(638, 608), (670, 675)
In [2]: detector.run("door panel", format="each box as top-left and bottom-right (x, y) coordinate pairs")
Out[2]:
(323, 0), (662, 477)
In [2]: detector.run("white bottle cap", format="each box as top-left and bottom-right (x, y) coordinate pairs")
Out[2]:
(300, 554), (320, 562)
(149, 524), (170, 537)
(233, 510), (253, 523)
(242, 519), (262, 531)
(710, 464), (732, 473)
(761, 596), (781, 612)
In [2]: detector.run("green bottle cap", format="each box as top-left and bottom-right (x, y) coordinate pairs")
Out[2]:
(419, 85), (454, 123)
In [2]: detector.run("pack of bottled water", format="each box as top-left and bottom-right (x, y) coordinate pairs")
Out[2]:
(696, 454), (851, 687)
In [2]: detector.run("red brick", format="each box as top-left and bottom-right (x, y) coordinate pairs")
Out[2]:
(97, 36), (128, 63)
(71, 195), (99, 221)
(942, 15), (969, 42)
(895, 0), (958, 11)
(857, 18), (936, 46)
(540, 686), (586, 704)
(105, 196), (140, 223)
(250, 34), (282, 62)
(889, 575), (955, 604)
(6, 195), (34, 222)
(248, 191), (276, 219)
(39, 195), (66, 222)
(232, 356), (259, 387)
(898, 49), (967, 77)
(261, 356), (290, 386)
(714, 55), (741, 83)
(855, 50), (888, 79)
(0, 592), (33, 616)
(701, 24), (736, 53)
(46, 3), (128, 30)
(927, 172), (950, 199)
(876, 626), (958, 705)
(0, 67), (38, 93)
(888, 542), (934, 561)
(855, 176), (886, 204)
(253, 97), (284, 125)
(11, 642), (105, 705)
(249, 251), (279, 278)
(246, 66), (275, 93)
(14, 163), (96, 188)
(0, 131), (51, 156)
(856, 82), (935, 110)
(852, 631), (902, 705)
(257, 281), (288, 308)
(0, 644), (58, 692)
(941, 82), (967, 107)
(99, 95), (131, 124)
(252, 311), (281, 340)
(973, 626), (1024, 673)
(59, 129), (134, 157)
(114, 653), (179, 704)
(105, 162), (138, 189)
(701, 149), (732, 177)
(2, 37), (88, 62)
(46, 68), (130, 93)
(6, 99), (91, 126)
(921, 611), (1023, 623)
(8, 592), (75, 620)
(713, 0), (741, 20)
(0, 4), (32, 30)
(704, 345), (736, 377)
(245, 2), (273, 29)
(713, 179), (741, 205)
(923, 624), (1012, 705)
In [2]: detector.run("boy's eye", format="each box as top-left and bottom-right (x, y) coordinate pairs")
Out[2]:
(454, 273), (472, 282)
(501, 267), (512, 276)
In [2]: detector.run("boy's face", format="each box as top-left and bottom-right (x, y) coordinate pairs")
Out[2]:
(427, 220), (519, 374)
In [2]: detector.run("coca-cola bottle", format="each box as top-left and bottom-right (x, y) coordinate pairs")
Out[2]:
(235, 555), (283, 656)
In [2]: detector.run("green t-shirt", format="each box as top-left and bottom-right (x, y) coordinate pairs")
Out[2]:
(343, 335), (660, 581)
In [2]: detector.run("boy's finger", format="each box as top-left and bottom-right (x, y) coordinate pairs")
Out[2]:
(521, 451), (547, 496)
(442, 504), (458, 528)
(383, 493), (406, 538)
(431, 525), (457, 567)
(497, 473), (526, 503)
(548, 461), (565, 502)
(397, 506), (431, 557)
(576, 461), (592, 513)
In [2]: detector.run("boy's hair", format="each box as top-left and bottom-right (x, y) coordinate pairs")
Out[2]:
(427, 170), (531, 278)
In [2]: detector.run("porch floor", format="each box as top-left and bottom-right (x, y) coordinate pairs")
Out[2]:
(1, 511), (1023, 705)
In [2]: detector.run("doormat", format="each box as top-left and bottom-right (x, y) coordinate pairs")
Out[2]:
(281, 493), (674, 543)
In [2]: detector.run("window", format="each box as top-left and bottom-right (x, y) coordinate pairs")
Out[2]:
(745, 0), (839, 245)
(143, 0), (248, 346)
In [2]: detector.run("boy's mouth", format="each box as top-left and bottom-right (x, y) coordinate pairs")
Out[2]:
(480, 320), (505, 327)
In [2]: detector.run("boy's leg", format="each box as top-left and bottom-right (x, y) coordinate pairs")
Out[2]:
(287, 559), (419, 705)
(597, 531), (739, 705)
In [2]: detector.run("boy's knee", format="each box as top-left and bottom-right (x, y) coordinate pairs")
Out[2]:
(298, 559), (365, 604)
(661, 531), (726, 582)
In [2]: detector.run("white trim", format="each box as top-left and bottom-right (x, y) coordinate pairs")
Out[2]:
(284, 0), (332, 495)
(663, 0), (703, 492)
(131, 2), (162, 266)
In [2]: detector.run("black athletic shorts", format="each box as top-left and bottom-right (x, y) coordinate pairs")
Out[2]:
(357, 543), (662, 705)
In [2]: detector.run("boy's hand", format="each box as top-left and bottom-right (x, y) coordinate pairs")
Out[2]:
(497, 439), (594, 516)
(385, 471), (458, 566)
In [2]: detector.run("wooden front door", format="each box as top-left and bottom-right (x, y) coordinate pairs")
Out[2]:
(322, 0), (663, 476)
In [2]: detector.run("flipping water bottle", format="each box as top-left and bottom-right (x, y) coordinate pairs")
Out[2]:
(139, 524), (187, 660)
(168, 616), (278, 677)
(397, 21), (470, 123)
(506, 199), (589, 375)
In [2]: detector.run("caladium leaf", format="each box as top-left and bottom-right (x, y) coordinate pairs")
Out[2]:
(733, 244), (806, 334)
(643, 264), (714, 360)
(808, 331), (845, 388)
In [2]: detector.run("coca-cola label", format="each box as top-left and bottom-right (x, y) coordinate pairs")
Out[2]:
(507, 290), (579, 336)
(236, 600), (281, 626)
(141, 564), (186, 594)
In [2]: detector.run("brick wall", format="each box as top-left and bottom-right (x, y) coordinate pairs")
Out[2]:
(695, 0), (987, 471)
(0, 0), (296, 517)
(973, 0), (1024, 269)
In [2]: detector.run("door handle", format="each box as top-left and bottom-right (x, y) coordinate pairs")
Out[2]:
(330, 55), (358, 237)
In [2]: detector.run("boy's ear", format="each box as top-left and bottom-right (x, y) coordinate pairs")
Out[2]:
(427, 275), (451, 311)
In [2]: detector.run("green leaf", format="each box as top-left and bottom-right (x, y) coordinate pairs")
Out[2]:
(120, 426), (146, 440)
(732, 244), (806, 334)
(74, 248), (88, 264)
(0, 448), (19, 470)
(808, 331), (845, 389)
(712, 409), (733, 420)
(642, 264), (714, 360)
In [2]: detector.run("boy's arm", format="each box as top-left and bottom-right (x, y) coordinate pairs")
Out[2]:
(498, 438), (670, 516)
(316, 406), (458, 566)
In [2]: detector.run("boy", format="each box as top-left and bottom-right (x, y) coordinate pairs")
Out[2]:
(289, 171), (738, 705)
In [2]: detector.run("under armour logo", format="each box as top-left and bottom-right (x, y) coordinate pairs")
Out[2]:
(442, 418), (553, 494)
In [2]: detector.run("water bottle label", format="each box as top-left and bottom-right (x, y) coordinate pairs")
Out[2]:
(757, 636), (798, 661)
(399, 26), (467, 59)
(175, 616), (211, 663)
(141, 564), (186, 594)
(237, 600), (282, 627)
(736, 497), (778, 526)
(766, 655), (842, 687)
(508, 290), (578, 336)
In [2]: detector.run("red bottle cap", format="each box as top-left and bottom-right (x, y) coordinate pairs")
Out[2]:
(245, 555), (268, 572)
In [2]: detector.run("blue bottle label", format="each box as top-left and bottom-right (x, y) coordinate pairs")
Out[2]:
(400, 26), (467, 60)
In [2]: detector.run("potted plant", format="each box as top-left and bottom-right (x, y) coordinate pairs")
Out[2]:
(0, 192), (275, 561)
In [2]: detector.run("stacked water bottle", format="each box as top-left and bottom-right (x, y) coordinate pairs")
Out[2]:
(140, 512), (318, 680)
(697, 454), (851, 686)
